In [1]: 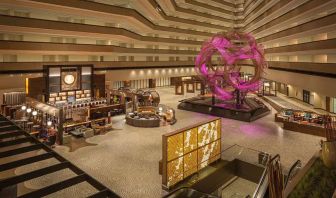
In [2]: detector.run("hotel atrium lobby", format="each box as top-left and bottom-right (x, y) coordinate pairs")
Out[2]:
(0, 0), (335, 198)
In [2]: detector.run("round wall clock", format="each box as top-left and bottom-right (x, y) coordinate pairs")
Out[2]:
(64, 74), (75, 85)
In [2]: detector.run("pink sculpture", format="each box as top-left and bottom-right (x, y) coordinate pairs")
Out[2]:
(195, 31), (267, 105)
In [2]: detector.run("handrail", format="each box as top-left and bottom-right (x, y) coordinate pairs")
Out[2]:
(207, 144), (271, 198)
(162, 186), (219, 198)
(285, 160), (302, 188)
(252, 153), (280, 198)
(252, 161), (269, 198)
(0, 115), (119, 197)
(269, 154), (280, 163)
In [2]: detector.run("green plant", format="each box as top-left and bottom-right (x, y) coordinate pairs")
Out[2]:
(288, 158), (336, 198)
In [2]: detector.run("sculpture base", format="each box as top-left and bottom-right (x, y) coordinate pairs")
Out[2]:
(178, 96), (270, 122)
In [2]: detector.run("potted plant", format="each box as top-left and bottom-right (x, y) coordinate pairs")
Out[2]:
(321, 115), (336, 169)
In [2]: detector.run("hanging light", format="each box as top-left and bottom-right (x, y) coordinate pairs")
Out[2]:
(158, 107), (163, 112)
(32, 111), (37, 116)
(26, 108), (32, 113)
(47, 121), (52, 126)
(21, 105), (27, 110)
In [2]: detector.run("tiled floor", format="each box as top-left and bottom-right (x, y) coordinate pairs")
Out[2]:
(16, 87), (323, 198)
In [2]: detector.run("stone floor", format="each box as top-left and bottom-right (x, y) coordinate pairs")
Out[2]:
(15, 87), (323, 198)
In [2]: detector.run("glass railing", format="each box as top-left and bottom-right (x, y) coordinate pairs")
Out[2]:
(164, 144), (271, 198)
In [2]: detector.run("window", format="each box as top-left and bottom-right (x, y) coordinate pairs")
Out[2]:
(65, 38), (76, 44)
(73, 19), (85, 24)
(58, 17), (71, 22)
(118, 56), (126, 61)
(96, 40), (107, 45)
(119, 43), (127, 47)
(7, 34), (23, 41)
(105, 22), (116, 27)
(51, 37), (63, 43)
(58, 55), (69, 62)
(333, 98), (336, 113)
(43, 55), (55, 62)
(303, 90), (310, 104)
(88, 56), (99, 61)
(14, 11), (30, 17)
(0, 9), (10, 15)
(3, 55), (17, 62)
(146, 56), (153, 61)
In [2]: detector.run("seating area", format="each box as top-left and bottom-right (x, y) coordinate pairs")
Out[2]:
(126, 112), (161, 128)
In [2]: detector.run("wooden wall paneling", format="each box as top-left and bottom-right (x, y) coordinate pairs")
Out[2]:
(93, 74), (105, 98)
(27, 77), (46, 101)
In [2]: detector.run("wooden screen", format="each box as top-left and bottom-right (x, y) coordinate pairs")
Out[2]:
(162, 118), (221, 188)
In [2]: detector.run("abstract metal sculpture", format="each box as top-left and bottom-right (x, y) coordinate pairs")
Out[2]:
(195, 31), (267, 106)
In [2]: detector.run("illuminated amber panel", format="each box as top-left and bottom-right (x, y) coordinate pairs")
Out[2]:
(167, 133), (183, 161)
(167, 157), (183, 187)
(183, 150), (197, 178)
(164, 119), (221, 188)
(183, 128), (197, 153)
(197, 140), (221, 170)
(198, 120), (220, 147)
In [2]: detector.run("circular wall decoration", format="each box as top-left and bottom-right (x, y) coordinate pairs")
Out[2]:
(64, 74), (75, 85)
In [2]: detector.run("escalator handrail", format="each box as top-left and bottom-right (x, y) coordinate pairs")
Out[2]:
(252, 153), (280, 198)
(284, 160), (302, 188)
(270, 154), (280, 163)
(252, 162), (269, 198)
(162, 186), (219, 198)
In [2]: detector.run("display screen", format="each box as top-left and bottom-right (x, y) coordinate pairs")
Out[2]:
(67, 96), (75, 103)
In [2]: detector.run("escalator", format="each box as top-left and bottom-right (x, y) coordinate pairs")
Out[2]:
(163, 187), (219, 198)
(163, 146), (272, 198)
(162, 147), (302, 198)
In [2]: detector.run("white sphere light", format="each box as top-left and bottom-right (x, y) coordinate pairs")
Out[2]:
(27, 108), (32, 113)
(158, 107), (163, 112)
(47, 121), (52, 126)
(32, 111), (37, 116)
(21, 105), (27, 110)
